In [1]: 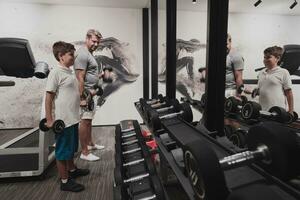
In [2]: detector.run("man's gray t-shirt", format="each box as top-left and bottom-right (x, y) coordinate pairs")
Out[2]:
(225, 49), (244, 89)
(74, 46), (100, 89)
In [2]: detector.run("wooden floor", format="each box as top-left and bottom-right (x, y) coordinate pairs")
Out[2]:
(0, 126), (115, 200)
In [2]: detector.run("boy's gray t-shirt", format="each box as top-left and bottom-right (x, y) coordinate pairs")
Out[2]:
(74, 46), (100, 89)
(225, 49), (244, 89)
(258, 67), (292, 111)
(45, 66), (80, 127)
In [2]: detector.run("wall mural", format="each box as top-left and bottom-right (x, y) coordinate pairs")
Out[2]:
(159, 39), (206, 99)
(73, 37), (140, 106)
(0, 37), (139, 128)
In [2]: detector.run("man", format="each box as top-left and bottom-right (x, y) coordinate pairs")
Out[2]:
(225, 34), (245, 97)
(74, 29), (104, 161)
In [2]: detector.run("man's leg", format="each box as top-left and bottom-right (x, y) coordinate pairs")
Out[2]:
(79, 119), (90, 156)
(79, 118), (100, 161)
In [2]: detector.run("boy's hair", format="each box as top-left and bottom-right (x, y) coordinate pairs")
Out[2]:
(264, 46), (283, 59)
(52, 41), (75, 61)
(86, 29), (102, 39)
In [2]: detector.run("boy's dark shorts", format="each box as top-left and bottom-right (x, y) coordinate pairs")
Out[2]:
(55, 123), (79, 160)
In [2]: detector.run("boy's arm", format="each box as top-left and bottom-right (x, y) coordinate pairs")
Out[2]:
(284, 89), (294, 113)
(45, 91), (56, 127)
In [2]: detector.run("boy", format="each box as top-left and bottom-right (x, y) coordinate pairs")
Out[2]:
(257, 46), (294, 113)
(45, 41), (89, 192)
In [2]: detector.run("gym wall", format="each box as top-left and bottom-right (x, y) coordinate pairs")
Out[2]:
(0, 2), (143, 128)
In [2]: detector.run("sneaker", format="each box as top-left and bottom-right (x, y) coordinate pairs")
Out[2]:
(80, 153), (100, 161)
(69, 168), (90, 179)
(60, 179), (84, 192)
(88, 144), (105, 150)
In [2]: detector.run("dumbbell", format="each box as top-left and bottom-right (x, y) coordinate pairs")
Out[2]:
(114, 155), (157, 185)
(115, 127), (156, 163)
(39, 118), (65, 134)
(224, 96), (248, 113)
(113, 175), (165, 200)
(227, 128), (248, 148)
(139, 94), (166, 107)
(237, 84), (259, 98)
(93, 84), (104, 96)
(82, 84), (104, 111)
(82, 88), (95, 111)
(180, 96), (205, 113)
(142, 96), (173, 110)
(144, 99), (181, 123)
(183, 121), (300, 200)
(241, 101), (298, 123)
(139, 95), (167, 113)
(148, 102), (193, 132)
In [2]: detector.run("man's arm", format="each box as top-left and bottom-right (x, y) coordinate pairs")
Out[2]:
(234, 70), (243, 88)
(45, 91), (55, 127)
(284, 89), (294, 113)
(76, 69), (86, 98)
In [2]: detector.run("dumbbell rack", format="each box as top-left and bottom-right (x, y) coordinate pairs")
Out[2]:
(224, 108), (300, 149)
(135, 100), (300, 200)
(113, 119), (169, 200)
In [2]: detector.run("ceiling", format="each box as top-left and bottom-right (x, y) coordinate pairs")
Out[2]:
(2, 0), (300, 15)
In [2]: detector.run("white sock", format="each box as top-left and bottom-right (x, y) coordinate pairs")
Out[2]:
(61, 179), (68, 183)
(70, 169), (76, 172)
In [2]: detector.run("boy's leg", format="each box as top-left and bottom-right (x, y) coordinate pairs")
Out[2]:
(56, 160), (68, 180)
(67, 159), (90, 178)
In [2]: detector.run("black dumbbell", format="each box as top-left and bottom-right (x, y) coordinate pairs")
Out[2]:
(227, 128), (247, 148)
(237, 84), (259, 98)
(241, 101), (297, 123)
(92, 84), (103, 96)
(82, 88), (95, 111)
(140, 95), (172, 111)
(113, 175), (165, 200)
(39, 118), (65, 134)
(145, 99), (181, 123)
(139, 95), (167, 113)
(180, 96), (205, 114)
(139, 94), (166, 107)
(183, 122), (300, 200)
(114, 156), (156, 185)
(149, 102), (193, 132)
(224, 96), (248, 113)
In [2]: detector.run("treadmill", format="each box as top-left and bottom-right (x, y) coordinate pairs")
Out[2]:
(0, 38), (54, 178)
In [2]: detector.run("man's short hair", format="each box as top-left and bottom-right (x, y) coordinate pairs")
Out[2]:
(52, 41), (75, 61)
(86, 29), (102, 39)
(264, 46), (283, 59)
